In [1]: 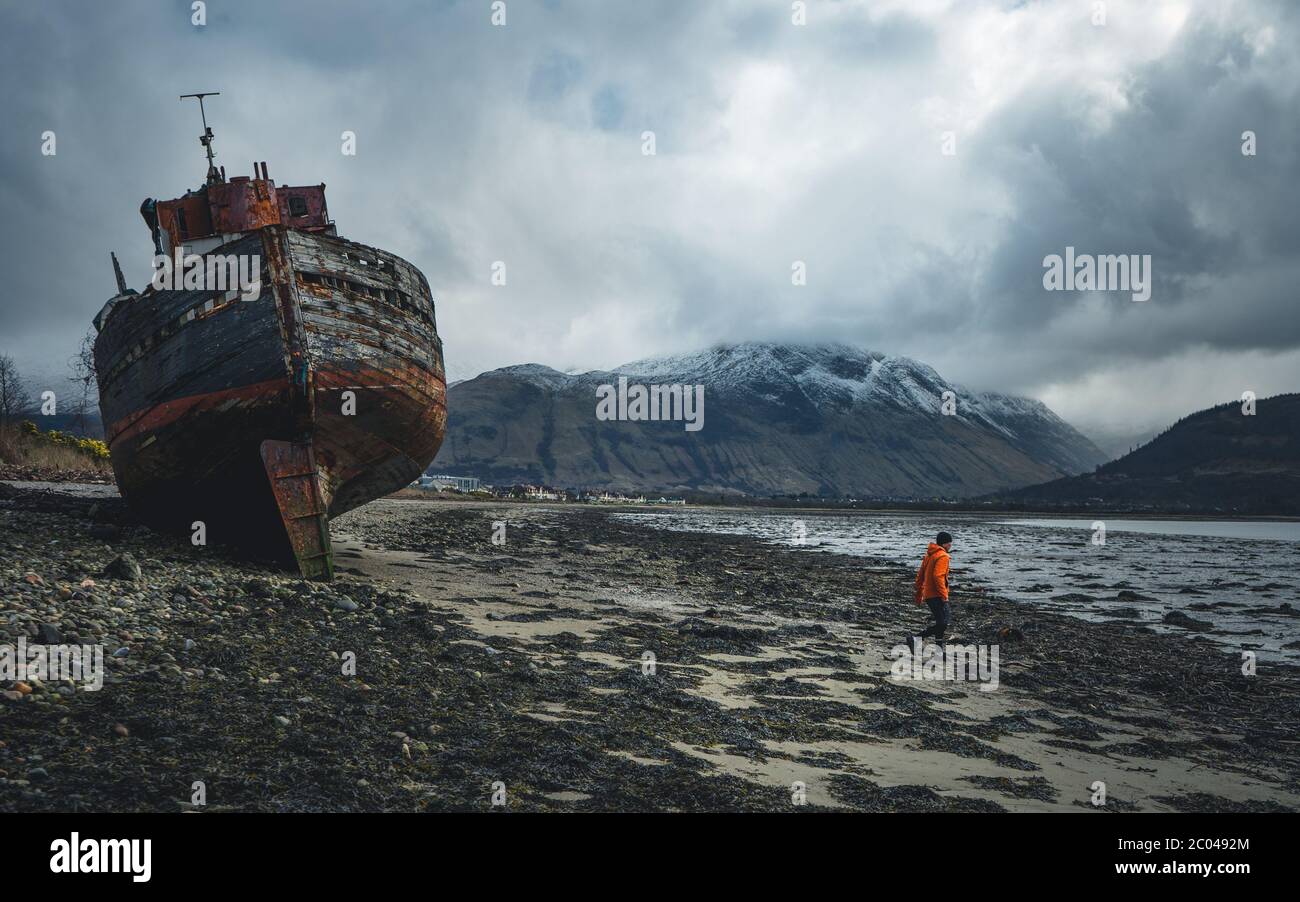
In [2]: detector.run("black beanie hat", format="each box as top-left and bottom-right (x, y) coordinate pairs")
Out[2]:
(936, 531), (953, 545)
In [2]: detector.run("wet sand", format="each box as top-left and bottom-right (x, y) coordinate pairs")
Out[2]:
(333, 500), (1300, 812)
(2, 486), (1297, 811)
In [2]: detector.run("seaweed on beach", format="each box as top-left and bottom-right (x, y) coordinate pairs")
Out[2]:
(4, 487), (1300, 812)
(1149, 793), (1292, 813)
(959, 775), (1058, 802)
(827, 773), (1007, 812)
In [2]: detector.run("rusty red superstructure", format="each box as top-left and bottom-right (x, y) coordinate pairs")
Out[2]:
(93, 98), (446, 578)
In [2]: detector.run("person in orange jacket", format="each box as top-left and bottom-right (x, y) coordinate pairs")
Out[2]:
(907, 531), (953, 646)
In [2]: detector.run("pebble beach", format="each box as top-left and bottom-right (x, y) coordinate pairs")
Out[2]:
(2, 482), (1297, 812)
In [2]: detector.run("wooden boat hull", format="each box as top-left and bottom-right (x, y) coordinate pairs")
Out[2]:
(94, 226), (446, 578)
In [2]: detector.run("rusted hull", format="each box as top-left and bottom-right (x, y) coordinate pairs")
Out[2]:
(94, 227), (446, 576)
(282, 227), (447, 519)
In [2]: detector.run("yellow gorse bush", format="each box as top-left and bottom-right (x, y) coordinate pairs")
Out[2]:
(78, 437), (111, 460)
(17, 421), (110, 461)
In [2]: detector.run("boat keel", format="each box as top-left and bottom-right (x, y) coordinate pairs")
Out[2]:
(259, 439), (334, 581)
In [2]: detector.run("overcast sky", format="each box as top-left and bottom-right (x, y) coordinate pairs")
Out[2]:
(1, 0), (1296, 445)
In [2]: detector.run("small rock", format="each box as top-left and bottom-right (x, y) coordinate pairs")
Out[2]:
(334, 599), (359, 612)
(274, 715), (291, 727)
(36, 623), (65, 645)
(1163, 610), (1214, 630)
(23, 572), (44, 586)
(102, 554), (142, 583)
(112, 723), (130, 738)
(89, 523), (123, 542)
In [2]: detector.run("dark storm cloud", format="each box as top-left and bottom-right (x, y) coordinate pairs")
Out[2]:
(974, 18), (1299, 342)
(0, 0), (1296, 437)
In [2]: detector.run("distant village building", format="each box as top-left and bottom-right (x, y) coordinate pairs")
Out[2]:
(587, 492), (649, 504)
(423, 474), (480, 492)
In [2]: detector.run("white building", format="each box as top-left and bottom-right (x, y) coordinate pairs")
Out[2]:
(423, 474), (480, 492)
(587, 492), (647, 504)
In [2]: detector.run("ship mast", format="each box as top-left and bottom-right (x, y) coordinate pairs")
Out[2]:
(111, 252), (128, 295)
(179, 92), (224, 186)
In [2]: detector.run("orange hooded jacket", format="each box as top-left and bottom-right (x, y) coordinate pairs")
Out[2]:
(913, 542), (950, 604)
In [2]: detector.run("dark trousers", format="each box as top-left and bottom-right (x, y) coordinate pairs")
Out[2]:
(919, 597), (951, 641)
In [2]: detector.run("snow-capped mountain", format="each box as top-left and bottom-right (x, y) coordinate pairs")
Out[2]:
(430, 342), (1107, 497)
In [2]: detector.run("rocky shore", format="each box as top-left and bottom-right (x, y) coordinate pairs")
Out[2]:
(2, 483), (1297, 812)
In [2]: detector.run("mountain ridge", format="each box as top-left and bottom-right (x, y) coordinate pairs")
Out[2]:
(990, 393), (1300, 515)
(431, 342), (1108, 498)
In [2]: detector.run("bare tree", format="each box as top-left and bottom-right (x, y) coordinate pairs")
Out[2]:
(0, 354), (34, 424)
(66, 330), (99, 435)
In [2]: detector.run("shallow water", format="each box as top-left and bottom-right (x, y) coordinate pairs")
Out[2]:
(1000, 518), (1300, 542)
(615, 509), (1300, 661)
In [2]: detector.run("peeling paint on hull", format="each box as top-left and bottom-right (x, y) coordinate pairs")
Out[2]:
(94, 226), (446, 577)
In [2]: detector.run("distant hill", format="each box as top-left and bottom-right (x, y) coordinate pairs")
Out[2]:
(24, 411), (103, 439)
(430, 342), (1107, 498)
(990, 394), (1300, 515)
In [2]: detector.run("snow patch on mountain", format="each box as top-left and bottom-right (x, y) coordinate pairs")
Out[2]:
(479, 342), (1080, 445)
(615, 342), (1067, 435)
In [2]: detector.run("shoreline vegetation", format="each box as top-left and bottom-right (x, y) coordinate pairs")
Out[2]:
(2, 482), (1296, 812)
(0, 422), (113, 485)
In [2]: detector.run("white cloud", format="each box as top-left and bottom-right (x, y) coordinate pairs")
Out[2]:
(1, 0), (1295, 436)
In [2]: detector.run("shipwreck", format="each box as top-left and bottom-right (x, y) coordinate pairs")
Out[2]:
(92, 94), (447, 579)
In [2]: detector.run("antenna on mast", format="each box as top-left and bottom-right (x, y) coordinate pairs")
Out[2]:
(179, 92), (224, 185)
